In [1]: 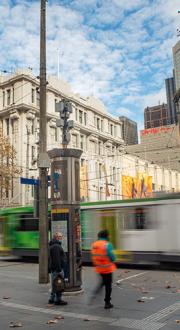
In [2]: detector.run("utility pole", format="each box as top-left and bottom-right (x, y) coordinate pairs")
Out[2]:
(38, 0), (50, 284)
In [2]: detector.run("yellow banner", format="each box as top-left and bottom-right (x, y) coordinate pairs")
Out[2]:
(122, 174), (152, 199)
(122, 175), (133, 199)
(80, 165), (88, 200)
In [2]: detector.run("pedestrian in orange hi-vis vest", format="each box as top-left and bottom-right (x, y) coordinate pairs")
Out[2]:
(91, 230), (116, 309)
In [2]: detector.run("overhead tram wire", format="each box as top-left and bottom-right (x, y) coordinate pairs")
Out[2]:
(9, 155), (169, 186)
(85, 185), (174, 199)
(165, 125), (175, 147)
(79, 148), (180, 178)
(2, 89), (39, 112)
(79, 150), (180, 183)
(9, 174), (173, 202)
(129, 132), (180, 153)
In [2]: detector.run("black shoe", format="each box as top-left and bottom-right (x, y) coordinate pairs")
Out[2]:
(48, 299), (54, 304)
(104, 302), (114, 309)
(54, 300), (68, 306)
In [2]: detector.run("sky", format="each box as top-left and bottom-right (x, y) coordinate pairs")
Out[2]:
(0, 0), (180, 130)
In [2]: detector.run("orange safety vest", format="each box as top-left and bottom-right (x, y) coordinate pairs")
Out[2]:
(91, 240), (116, 274)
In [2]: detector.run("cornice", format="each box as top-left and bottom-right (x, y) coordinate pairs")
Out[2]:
(47, 84), (120, 124)
(0, 74), (39, 88)
(0, 72), (121, 125)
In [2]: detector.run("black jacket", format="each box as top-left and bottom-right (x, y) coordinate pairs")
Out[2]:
(48, 239), (66, 273)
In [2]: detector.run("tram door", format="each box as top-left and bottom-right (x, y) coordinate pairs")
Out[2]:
(0, 217), (3, 248)
(100, 209), (117, 248)
(0, 216), (9, 254)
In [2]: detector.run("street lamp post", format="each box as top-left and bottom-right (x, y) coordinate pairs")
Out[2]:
(48, 100), (83, 292)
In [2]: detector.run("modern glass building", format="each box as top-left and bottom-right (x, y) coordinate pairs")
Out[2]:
(173, 40), (180, 90)
(119, 116), (138, 145)
(165, 76), (177, 124)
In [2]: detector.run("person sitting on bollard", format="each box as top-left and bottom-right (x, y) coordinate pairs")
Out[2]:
(48, 232), (68, 306)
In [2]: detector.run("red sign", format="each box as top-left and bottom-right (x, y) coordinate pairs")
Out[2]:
(141, 126), (172, 136)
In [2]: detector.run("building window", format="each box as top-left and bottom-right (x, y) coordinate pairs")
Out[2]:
(101, 120), (103, 132)
(79, 110), (83, 124)
(12, 87), (14, 104)
(55, 127), (57, 142)
(7, 89), (11, 105)
(72, 134), (78, 148)
(106, 145), (110, 155)
(90, 140), (96, 154)
(3, 91), (5, 107)
(98, 142), (101, 155)
(5, 180), (9, 198)
(97, 118), (100, 130)
(80, 135), (84, 150)
(100, 187), (103, 200)
(94, 114), (96, 125)
(54, 98), (57, 112)
(11, 177), (13, 198)
(110, 124), (113, 135)
(75, 108), (78, 121)
(12, 120), (15, 135)
(84, 112), (87, 125)
(51, 127), (58, 142)
(31, 146), (36, 162)
(99, 163), (103, 179)
(31, 120), (35, 135)
(6, 118), (9, 135)
(113, 167), (116, 184)
(31, 89), (35, 103)
(36, 89), (40, 107)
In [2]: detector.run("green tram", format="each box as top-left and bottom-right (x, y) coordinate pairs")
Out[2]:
(0, 206), (51, 257)
(1, 194), (180, 263)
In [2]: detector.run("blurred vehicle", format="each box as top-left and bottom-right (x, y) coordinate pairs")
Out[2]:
(0, 206), (51, 257)
(81, 194), (180, 264)
(1, 194), (180, 264)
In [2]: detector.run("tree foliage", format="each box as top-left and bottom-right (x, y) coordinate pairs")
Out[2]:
(0, 134), (21, 199)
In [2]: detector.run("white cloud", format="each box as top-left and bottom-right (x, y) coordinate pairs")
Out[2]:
(0, 0), (179, 128)
(142, 88), (167, 108)
(114, 107), (133, 117)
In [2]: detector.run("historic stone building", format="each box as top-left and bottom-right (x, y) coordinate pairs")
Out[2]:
(0, 69), (179, 206)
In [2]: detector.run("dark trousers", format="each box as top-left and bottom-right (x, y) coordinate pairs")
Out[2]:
(50, 271), (63, 303)
(94, 273), (113, 303)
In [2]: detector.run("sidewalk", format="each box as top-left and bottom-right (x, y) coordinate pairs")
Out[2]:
(0, 262), (126, 330)
(0, 261), (179, 330)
